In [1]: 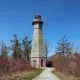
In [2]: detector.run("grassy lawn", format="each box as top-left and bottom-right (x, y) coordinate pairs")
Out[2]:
(16, 68), (43, 80)
(0, 69), (43, 80)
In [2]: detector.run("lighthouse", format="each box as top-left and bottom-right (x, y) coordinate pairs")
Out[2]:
(31, 14), (46, 68)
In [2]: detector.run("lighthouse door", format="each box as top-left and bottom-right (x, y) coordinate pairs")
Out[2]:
(41, 59), (44, 67)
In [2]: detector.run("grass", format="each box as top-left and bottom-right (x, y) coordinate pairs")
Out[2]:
(52, 70), (66, 80)
(52, 70), (80, 80)
(20, 68), (43, 80)
(52, 70), (62, 80)
(52, 70), (56, 75)
(0, 68), (43, 80)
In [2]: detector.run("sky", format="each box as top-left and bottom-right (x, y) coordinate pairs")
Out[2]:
(0, 0), (80, 56)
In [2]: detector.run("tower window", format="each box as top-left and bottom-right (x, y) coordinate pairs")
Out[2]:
(33, 60), (36, 62)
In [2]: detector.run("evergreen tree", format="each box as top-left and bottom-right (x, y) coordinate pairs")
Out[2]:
(0, 40), (8, 58)
(22, 36), (31, 61)
(56, 36), (72, 56)
(10, 34), (22, 59)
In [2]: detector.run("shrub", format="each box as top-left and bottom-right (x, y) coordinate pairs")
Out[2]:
(53, 55), (69, 72)
(0, 57), (34, 76)
(68, 53), (80, 77)
(53, 53), (80, 77)
(0, 58), (10, 75)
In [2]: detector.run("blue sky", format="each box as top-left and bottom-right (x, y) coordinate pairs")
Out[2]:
(0, 0), (80, 56)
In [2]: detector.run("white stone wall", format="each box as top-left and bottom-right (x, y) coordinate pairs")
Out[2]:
(31, 26), (46, 57)
(31, 58), (40, 67)
(31, 20), (46, 67)
(31, 58), (46, 67)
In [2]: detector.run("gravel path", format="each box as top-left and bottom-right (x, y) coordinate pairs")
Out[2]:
(32, 68), (60, 80)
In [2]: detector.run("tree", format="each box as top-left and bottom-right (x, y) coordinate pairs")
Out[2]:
(45, 42), (53, 66)
(10, 34), (22, 59)
(56, 36), (72, 57)
(0, 40), (8, 58)
(45, 43), (53, 58)
(22, 36), (31, 61)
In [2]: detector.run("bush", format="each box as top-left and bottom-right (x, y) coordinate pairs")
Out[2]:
(0, 57), (34, 76)
(68, 53), (80, 77)
(53, 55), (69, 72)
(53, 53), (80, 77)
(0, 58), (10, 75)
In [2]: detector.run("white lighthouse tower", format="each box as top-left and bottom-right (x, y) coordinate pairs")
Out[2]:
(31, 14), (46, 68)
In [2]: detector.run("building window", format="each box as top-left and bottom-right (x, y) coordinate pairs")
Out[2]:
(33, 60), (36, 67)
(33, 60), (36, 62)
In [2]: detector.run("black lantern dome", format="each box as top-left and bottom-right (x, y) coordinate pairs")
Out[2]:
(32, 13), (43, 25)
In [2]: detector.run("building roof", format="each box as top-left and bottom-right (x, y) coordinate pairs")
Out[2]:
(32, 13), (43, 25)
